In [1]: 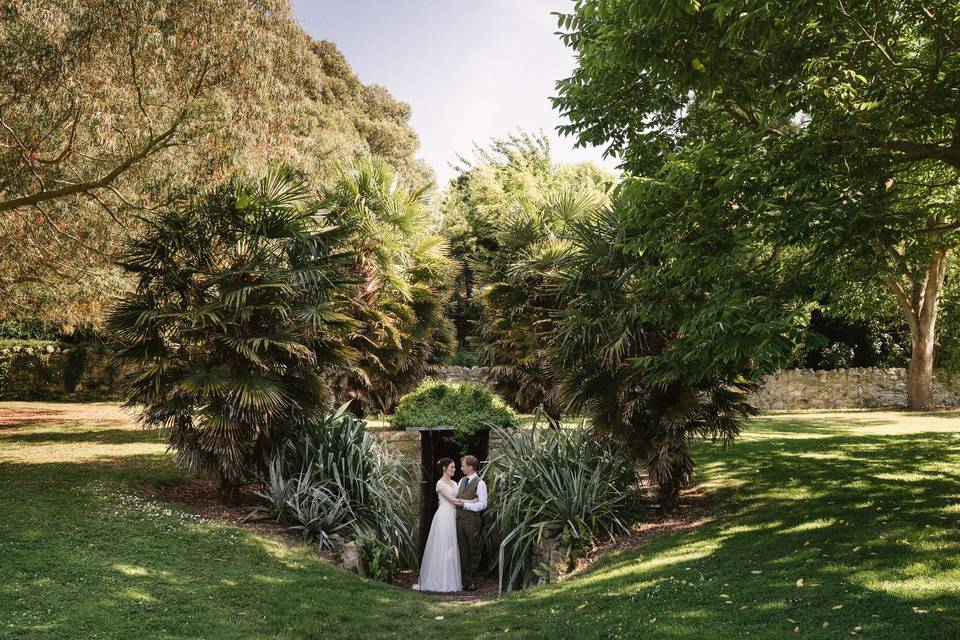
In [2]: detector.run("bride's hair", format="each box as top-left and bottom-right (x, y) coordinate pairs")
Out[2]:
(437, 457), (454, 474)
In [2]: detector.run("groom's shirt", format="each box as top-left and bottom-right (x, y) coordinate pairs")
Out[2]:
(461, 473), (487, 512)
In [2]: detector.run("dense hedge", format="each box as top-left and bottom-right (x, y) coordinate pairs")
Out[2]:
(391, 379), (517, 444)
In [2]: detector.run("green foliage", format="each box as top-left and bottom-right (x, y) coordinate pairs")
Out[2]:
(444, 348), (479, 367)
(319, 158), (456, 415)
(356, 535), (400, 584)
(109, 168), (356, 499)
(488, 422), (637, 593)
(438, 131), (616, 344)
(553, 0), (960, 408)
(0, 3), (430, 329)
(266, 408), (413, 560)
(472, 186), (607, 420)
(392, 380), (516, 448)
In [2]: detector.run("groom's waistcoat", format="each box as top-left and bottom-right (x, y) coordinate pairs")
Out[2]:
(456, 476), (480, 520)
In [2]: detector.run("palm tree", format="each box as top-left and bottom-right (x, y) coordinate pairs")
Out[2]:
(109, 168), (356, 503)
(473, 189), (606, 425)
(547, 205), (755, 513)
(319, 158), (456, 415)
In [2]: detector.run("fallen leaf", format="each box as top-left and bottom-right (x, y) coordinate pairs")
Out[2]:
(648, 617), (657, 624)
(822, 622), (829, 628)
(576, 603), (588, 611)
(852, 546), (861, 552)
(833, 604), (844, 610)
(787, 618), (797, 624)
(796, 578), (805, 588)
(719, 593), (730, 599)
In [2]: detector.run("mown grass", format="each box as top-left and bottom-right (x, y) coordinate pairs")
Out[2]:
(1, 404), (958, 639)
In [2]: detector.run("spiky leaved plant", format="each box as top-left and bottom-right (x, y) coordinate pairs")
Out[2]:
(488, 421), (637, 593)
(109, 168), (356, 503)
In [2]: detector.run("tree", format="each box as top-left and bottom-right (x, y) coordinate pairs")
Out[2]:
(0, 3), (430, 329)
(319, 158), (455, 415)
(473, 188), (607, 424)
(439, 131), (615, 345)
(109, 168), (356, 502)
(553, 0), (960, 408)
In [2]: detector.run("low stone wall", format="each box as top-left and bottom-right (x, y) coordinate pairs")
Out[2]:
(3, 350), (959, 411)
(436, 365), (495, 385)
(0, 344), (123, 401)
(750, 367), (960, 410)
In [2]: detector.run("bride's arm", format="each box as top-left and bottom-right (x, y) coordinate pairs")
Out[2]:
(437, 482), (462, 506)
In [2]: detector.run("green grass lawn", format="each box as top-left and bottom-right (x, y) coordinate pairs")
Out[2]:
(2, 403), (959, 639)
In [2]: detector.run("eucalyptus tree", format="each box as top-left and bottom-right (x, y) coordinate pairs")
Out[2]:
(319, 158), (456, 415)
(109, 168), (356, 503)
(0, 2), (430, 328)
(554, 0), (960, 408)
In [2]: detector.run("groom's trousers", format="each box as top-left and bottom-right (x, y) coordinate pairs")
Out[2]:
(456, 510), (482, 585)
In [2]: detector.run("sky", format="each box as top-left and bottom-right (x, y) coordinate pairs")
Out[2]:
(290, 0), (617, 185)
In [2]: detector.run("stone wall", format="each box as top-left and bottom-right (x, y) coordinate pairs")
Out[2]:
(750, 367), (960, 410)
(436, 365), (495, 385)
(4, 350), (959, 411)
(0, 344), (123, 401)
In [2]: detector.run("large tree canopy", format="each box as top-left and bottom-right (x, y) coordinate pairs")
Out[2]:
(554, 0), (960, 408)
(0, 1), (429, 328)
(439, 131), (615, 345)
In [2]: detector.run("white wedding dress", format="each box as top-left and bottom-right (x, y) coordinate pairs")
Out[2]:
(412, 479), (462, 592)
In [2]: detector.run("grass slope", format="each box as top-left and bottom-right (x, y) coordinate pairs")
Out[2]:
(1, 403), (958, 639)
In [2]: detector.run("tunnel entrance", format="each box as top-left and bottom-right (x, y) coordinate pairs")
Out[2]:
(416, 428), (489, 560)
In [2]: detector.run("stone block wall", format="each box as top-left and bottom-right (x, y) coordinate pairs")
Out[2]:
(0, 344), (123, 401)
(371, 429), (426, 543)
(436, 365), (495, 385)
(749, 367), (960, 410)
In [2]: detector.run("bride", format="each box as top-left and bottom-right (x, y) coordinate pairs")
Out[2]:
(413, 458), (471, 592)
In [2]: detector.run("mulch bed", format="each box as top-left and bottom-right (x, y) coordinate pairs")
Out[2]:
(155, 478), (718, 602)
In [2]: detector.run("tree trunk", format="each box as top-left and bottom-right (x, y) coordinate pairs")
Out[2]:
(217, 471), (241, 506)
(884, 249), (950, 411)
(656, 476), (682, 515)
(907, 321), (936, 410)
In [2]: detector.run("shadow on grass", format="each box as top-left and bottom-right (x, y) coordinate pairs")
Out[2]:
(0, 427), (160, 446)
(3, 411), (960, 639)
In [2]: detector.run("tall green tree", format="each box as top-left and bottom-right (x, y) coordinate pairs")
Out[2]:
(474, 188), (607, 423)
(109, 169), (355, 502)
(319, 158), (455, 415)
(439, 131), (615, 345)
(0, 2), (430, 329)
(554, 0), (960, 409)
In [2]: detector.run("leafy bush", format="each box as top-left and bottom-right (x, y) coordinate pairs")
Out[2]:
(262, 408), (413, 560)
(391, 379), (517, 447)
(356, 536), (400, 583)
(488, 422), (638, 593)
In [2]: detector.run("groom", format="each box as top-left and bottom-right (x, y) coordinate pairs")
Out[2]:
(453, 454), (487, 591)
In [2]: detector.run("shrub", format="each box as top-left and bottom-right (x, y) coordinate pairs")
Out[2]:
(356, 536), (400, 583)
(488, 422), (638, 593)
(391, 379), (517, 448)
(262, 408), (413, 560)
